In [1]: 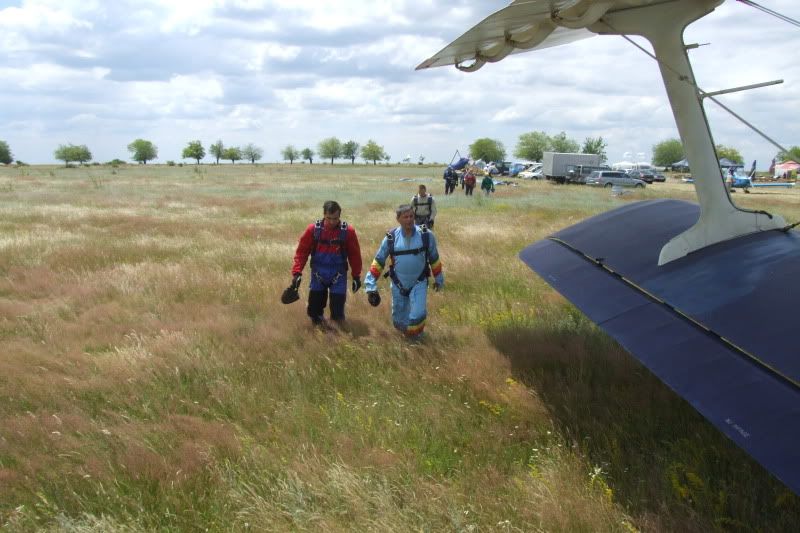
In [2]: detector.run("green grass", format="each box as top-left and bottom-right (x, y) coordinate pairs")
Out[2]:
(1, 163), (799, 532)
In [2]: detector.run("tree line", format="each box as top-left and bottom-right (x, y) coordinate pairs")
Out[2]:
(2, 136), (799, 168)
(0, 137), (391, 167)
(467, 132), (610, 164)
(650, 138), (800, 168)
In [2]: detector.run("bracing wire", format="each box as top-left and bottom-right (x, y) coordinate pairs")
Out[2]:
(736, 0), (800, 28)
(608, 28), (791, 157)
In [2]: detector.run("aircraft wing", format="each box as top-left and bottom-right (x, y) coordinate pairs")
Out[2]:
(520, 199), (800, 495)
(416, 0), (664, 71)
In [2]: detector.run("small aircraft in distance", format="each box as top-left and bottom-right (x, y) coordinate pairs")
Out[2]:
(418, 0), (800, 495)
(730, 168), (796, 192)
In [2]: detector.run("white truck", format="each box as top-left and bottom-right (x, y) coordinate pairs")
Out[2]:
(542, 152), (603, 184)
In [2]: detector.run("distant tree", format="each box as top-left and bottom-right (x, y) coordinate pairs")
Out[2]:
(581, 136), (607, 162)
(469, 138), (505, 162)
(301, 147), (314, 164)
(0, 140), (13, 165)
(342, 140), (360, 164)
(514, 131), (551, 161)
(282, 145), (300, 164)
(384, 154), (391, 165)
(716, 144), (743, 165)
(53, 144), (88, 166)
(54, 144), (77, 166)
(777, 146), (800, 163)
(361, 140), (385, 165)
(209, 140), (224, 165)
(182, 140), (205, 164)
(318, 137), (343, 164)
(241, 143), (263, 164)
(127, 139), (158, 164)
(652, 138), (684, 167)
(222, 146), (243, 164)
(74, 144), (92, 164)
(550, 131), (580, 153)
(54, 144), (92, 166)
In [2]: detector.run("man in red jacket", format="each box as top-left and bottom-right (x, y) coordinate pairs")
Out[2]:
(291, 201), (362, 325)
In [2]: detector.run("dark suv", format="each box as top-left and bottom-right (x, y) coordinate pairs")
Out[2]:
(566, 164), (612, 184)
(626, 169), (655, 183)
(492, 161), (512, 175)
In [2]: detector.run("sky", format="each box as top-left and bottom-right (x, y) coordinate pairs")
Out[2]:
(1, 0), (799, 169)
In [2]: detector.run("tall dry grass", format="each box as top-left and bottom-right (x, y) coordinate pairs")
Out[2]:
(0, 163), (798, 531)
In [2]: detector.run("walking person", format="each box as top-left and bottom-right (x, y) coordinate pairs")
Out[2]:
(290, 201), (362, 325)
(364, 204), (444, 339)
(443, 166), (457, 195)
(411, 184), (437, 229)
(481, 174), (495, 196)
(463, 169), (476, 196)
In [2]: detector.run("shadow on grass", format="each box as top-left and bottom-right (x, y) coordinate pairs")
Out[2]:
(335, 318), (371, 338)
(487, 319), (800, 532)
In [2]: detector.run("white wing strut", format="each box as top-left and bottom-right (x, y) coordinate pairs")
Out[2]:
(417, 0), (785, 265)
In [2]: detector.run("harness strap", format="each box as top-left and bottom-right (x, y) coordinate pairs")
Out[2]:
(384, 227), (431, 296)
(311, 220), (349, 272)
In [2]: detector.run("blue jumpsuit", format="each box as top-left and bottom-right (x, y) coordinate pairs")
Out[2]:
(365, 226), (444, 337)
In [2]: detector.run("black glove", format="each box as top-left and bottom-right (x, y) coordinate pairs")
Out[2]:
(291, 273), (301, 290)
(351, 277), (361, 293)
(367, 291), (381, 307)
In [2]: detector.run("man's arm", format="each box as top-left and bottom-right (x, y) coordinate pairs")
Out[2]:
(364, 237), (390, 292)
(428, 233), (444, 287)
(346, 225), (363, 278)
(291, 225), (314, 276)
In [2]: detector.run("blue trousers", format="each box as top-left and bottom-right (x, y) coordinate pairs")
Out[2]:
(391, 280), (428, 337)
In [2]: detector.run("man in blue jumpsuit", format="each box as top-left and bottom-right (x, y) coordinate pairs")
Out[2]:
(364, 204), (444, 338)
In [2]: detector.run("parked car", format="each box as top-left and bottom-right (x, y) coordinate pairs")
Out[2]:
(565, 164), (611, 184)
(518, 163), (543, 179)
(509, 162), (529, 176)
(494, 161), (511, 176)
(585, 170), (646, 188)
(626, 169), (655, 183)
(651, 170), (667, 182)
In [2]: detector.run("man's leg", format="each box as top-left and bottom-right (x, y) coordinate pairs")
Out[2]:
(405, 282), (428, 337)
(307, 289), (327, 324)
(328, 275), (348, 321)
(390, 284), (411, 332)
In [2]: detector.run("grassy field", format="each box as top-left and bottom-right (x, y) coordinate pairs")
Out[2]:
(0, 163), (799, 532)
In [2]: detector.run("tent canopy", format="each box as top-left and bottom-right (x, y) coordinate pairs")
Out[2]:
(719, 158), (743, 169)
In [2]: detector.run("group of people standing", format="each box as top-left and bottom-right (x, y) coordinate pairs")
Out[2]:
(289, 197), (443, 340)
(443, 166), (495, 196)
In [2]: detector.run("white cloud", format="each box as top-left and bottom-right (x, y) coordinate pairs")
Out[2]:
(0, 0), (798, 168)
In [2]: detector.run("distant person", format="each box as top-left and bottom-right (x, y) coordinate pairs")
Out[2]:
(481, 174), (495, 196)
(290, 200), (362, 325)
(364, 204), (444, 339)
(443, 166), (457, 195)
(411, 184), (436, 229)
(463, 169), (477, 196)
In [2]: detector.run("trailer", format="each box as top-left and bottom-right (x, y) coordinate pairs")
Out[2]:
(543, 152), (603, 183)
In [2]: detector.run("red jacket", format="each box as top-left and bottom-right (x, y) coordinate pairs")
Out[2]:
(292, 222), (362, 278)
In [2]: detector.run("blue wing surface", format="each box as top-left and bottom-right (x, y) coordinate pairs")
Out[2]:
(520, 199), (800, 494)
